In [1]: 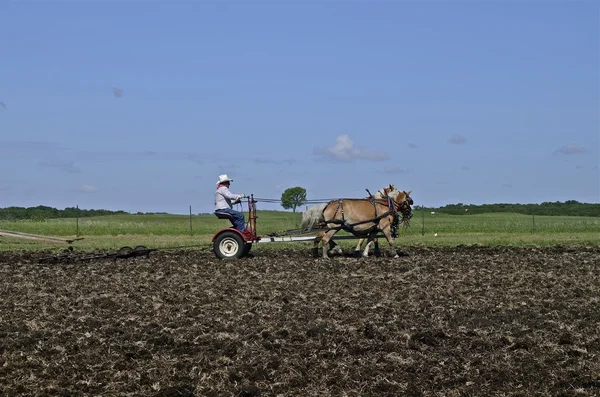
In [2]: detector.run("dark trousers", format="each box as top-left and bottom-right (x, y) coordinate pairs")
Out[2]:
(215, 208), (245, 232)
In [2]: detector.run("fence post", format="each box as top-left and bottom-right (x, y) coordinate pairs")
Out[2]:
(421, 209), (425, 236)
(76, 205), (80, 237)
(189, 205), (193, 236)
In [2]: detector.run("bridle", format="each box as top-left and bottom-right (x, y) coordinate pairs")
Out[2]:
(380, 190), (413, 225)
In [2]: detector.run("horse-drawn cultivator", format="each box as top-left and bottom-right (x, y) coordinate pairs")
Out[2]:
(211, 194), (321, 260)
(211, 188), (413, 260)
(5, 187), (413, 263)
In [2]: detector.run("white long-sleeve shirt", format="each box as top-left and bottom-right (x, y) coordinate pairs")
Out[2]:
(214, 185), (243, 211)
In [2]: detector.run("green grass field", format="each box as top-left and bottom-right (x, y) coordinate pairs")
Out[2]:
(1, 210), (599, 251)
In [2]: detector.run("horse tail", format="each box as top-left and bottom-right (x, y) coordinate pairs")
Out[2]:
(301, 203), (328, 231)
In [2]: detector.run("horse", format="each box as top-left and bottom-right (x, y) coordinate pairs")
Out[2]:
(301, 184), (400, 257)
(318, 190), (413, 259)
(300, 184), (400, 257)
(351, 186), (403, 256)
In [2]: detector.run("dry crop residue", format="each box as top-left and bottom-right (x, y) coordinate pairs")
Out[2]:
(1, 246), (599, 396)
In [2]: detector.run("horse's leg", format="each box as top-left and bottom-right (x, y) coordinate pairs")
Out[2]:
(373, 237), (381, 257)
(353, 238), (364, 258)
(357, 239), (376, 257)
(381, 228), (400, 258)
(320, 228), (340, 259)
(312, 231), (324, 258)
(313, 230), (341, 257)
(355, 238), (375, 257)
(364, 238), (381, 257)
(362, 230), (379, 257)
(328, 238), (343, 256)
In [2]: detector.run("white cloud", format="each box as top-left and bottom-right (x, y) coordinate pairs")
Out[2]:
(449, 135), (467, 145)
(79, 185), (98, 193)
(314, 134), (388, 162)
(556, 144), (586, 155)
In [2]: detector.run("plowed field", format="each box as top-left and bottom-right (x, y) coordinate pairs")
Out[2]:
(1, 246), (599, 396)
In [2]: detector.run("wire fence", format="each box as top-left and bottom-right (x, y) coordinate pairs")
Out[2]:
(410, 211), (600, 236)
(2, 201), (598, 239)
(62, 208), (600, 237)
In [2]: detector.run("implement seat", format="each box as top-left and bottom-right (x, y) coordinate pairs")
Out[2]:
(215, 211), (236, 229)
(215, 212), (234, 221)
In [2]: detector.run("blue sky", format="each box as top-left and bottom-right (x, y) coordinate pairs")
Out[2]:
(1, 0), (598, 214)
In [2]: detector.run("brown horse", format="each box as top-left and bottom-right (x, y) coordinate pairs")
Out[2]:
(353, 186), (402, 256)
(307, 184), (399, 257)
(317, 190), (413, 259)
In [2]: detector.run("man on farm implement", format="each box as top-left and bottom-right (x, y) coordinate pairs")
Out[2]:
(214, 174), (247, 233)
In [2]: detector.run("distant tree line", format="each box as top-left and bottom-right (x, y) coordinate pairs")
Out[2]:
(419, 200), (600, 217)
(0, 206), (129, 220)
(1, 200), (598, 220)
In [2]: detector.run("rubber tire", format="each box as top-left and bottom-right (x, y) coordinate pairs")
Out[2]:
(242, 243), (252, 256)
(213, 231), (245, 260)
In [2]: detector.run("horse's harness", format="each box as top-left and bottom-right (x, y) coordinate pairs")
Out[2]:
(326, 189), (412, 237)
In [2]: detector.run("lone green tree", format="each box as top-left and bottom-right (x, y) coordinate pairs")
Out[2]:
(281, 187), (307, 212)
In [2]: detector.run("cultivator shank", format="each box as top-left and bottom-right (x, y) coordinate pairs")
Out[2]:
(38, 245), (157, 264)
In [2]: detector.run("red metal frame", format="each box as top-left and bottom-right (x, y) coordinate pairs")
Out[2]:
(246, 194), (259, 240)
(211, 194), (261, 243)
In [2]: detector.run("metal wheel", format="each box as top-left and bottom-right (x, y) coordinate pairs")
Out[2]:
(116, 246), (134, 258)
(213, 231), (245, 260)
